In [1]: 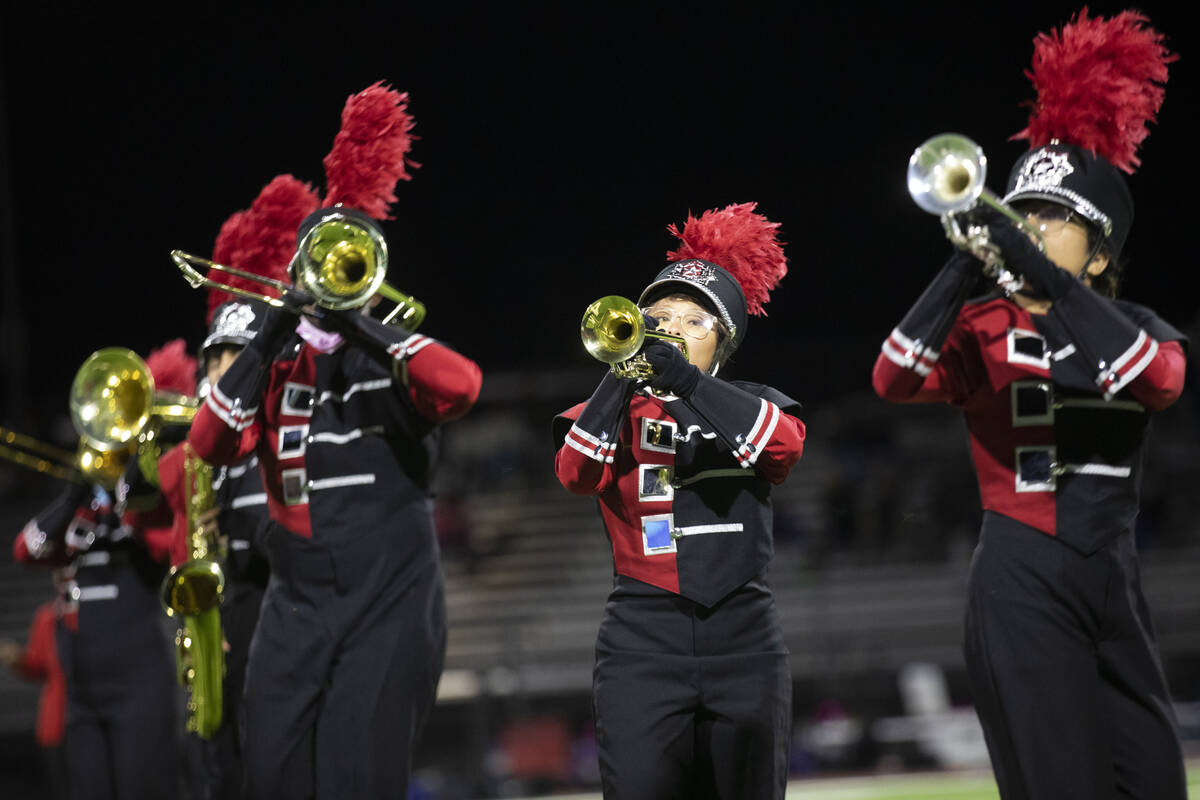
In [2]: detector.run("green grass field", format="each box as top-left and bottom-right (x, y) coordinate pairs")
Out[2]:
(519, 761), (1199, 799)
(784, 761), (1200, 799)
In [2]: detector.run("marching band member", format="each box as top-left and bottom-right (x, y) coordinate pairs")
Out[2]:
(157, 301), (274, 800)
(185, 84), (482, 799)
(0, 573), (70, 800)
(11, 340), (194, 800)
(554, 203), (804, 799)
(873, 11), (1187, 798)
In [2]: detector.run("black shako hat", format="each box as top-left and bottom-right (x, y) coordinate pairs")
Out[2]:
(637, 203), (787, 372)
(638, 259), (749, 355)
(204, 300), (269, 354)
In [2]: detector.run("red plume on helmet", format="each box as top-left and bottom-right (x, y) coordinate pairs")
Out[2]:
(1012, 8), (1175, 174)
(205, 175), (321, 322)
(666, 202), (787, 316)
(201, 81), (416, 322)
(144, 339), (198, 397)
(322, 82), (418, 220)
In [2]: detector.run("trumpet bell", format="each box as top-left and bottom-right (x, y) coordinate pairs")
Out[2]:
(907, 133), (987, 215)
(581, 296), (645, 365)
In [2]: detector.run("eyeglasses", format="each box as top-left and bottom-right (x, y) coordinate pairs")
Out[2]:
(641, 306), (718, 340)
(1015, 202), (1085, 232)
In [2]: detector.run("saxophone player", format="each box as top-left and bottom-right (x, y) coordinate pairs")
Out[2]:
(156, 301), (273, 800)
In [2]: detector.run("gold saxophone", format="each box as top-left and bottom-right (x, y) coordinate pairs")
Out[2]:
(160, 444), (225, 738)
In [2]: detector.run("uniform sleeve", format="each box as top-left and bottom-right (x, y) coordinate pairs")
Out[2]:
(12, 483), (90, 565)
(328, 312), (482, 423)
(1126, 340), (1186, 411)
(155, 444), (190, 567)
(14, 605), (56, 681)
(553, 372), (636, 496)
(1050, 285), (1171, 401)
(872, 256), (983, 406)
(685, 380), (806, 484)
(189, 345), (270, 466)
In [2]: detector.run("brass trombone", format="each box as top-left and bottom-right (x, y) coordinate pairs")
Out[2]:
(172, 210), (425, 330)
(580, 296), (689, 380)
(0, 426), (87, 484)
(907, 133), (1045, 284)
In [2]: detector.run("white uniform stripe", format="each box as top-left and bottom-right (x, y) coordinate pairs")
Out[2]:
(76, 585), (119, 602)
(673, 523), (744, 537)
(406, 338), (435, 357)
(1110, 330), (1150, 374)
(206, 393), (254, 431)
(1106, 338), (1158, 398)
(569, 424), (615, 451)
(746, 403), (780, 466)
(308, 474), (376, 491)
(210, 383), (257, 421)
(744, 398), (770, 446)
(1061, 463), (1132, 478)
(889, 328), (940, 364)
(230, 493), (268, 509)
(310, 428), (379, 445)
(317, 379), (393, 406)
(881, 339), (933, 376)
(564, 435), (613, 463)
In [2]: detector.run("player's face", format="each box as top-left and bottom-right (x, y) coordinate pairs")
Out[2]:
(1024, 207), (1109, 283)
(205, 347), (243, 387)
(643, 295), (720, 373)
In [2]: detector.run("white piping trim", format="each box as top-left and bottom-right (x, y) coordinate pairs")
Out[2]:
(75, 585), (119, 602)
(1061, 463), (1132, 478)
(316, 378), (393, 406)
(672, 523), (744, 537)
(230, 493), (268, 509)
(308, 474), (376, 491)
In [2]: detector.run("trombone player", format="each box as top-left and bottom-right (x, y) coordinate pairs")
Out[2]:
(174, 82), (480, 799)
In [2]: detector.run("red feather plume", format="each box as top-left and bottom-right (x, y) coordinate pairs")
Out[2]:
(322, 82), (418, 219)
(666, 202), (787, 316)
(206, 175), (321, 322)
(1012, 8), (1175, 174)
(145, 339), (197, 397)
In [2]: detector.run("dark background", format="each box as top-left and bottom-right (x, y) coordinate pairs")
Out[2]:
(1, 0), (1195, 425)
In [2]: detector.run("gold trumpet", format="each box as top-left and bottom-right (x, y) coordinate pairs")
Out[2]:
(172, 210), (425, 330)
(160, 444), (225, 739)
(580, 296), (689, 380)
(907, 133), (1045, 282)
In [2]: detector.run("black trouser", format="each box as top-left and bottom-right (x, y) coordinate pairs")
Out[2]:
(59, 561), (178, 800)
(242, 524), (446, 800)
(593, 576), (791, 800)
(964, 512), (1186, 800)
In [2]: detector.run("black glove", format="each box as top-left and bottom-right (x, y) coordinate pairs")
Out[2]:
(246, 304), (299, 358)
(643, 341), (701, 398)
(988, 222), (1075, 299)
(945, 248), (985, 276)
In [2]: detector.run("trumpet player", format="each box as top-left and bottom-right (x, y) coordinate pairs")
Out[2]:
(554, 203), (805, 799)
(11, 341), (194, 800)
(872, 10), (1187, 799)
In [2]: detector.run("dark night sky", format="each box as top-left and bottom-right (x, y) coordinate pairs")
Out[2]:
(1, 2), (1196, 430)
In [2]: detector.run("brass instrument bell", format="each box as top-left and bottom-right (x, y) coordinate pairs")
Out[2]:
(580, 296), (689, 379)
